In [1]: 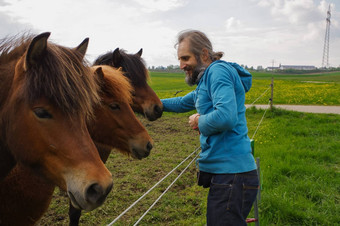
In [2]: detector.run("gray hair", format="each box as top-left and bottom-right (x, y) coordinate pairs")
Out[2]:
(175, 29), (224, 62)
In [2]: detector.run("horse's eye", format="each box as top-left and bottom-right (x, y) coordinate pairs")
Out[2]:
(109, 103), (120, 110)
(33, 108), (52, 119)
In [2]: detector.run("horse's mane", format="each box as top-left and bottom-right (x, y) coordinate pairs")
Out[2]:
(0, 33), (31, 64)
(92, 65), (133, 105)
(93, 49), (150, 87)
(0, 33), (100, 119)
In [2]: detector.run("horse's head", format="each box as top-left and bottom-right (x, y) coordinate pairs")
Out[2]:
(93, 48), (163, 121)
(89, 65), (153, 160)
(1, 33), (112, 211)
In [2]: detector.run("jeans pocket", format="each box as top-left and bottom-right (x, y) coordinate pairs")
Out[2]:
(209, 174), (235, 206)
(207, 175), (236, 225)
(241, 176), (259, 218)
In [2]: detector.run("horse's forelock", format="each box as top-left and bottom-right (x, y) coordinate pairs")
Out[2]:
(23, 41), (100, 119)
(97, 66), (133, 105)
(118, 50), (149, 87)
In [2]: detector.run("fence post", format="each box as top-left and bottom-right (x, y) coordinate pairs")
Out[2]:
(255, 157), (261, 226)
(270, 77), (274, 110)
(248, 139), (260, 226)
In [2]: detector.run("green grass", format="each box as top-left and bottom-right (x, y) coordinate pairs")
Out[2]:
(40, 109), (340, 226)
(246, 108), (340, 225)
(149, 72), (194, 99)
(251, 71), (340, 82)
(39, 71), (340, 225)
(149, 71), (340, 105)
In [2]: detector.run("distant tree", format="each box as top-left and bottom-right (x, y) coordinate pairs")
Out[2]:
(149, 65), (182, 73)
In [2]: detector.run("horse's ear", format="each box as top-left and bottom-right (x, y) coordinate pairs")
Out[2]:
(74, 38), (89, 59)
(25, 32), (50, 70)
(93, 66), (105, 81)
(112, 48), (121, 66)
(136, 48), (143, 57)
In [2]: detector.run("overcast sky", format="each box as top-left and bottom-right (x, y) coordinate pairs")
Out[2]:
(0, 0), (339, 68)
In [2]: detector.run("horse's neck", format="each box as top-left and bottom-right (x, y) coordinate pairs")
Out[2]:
(0, 66), (15, 109)
(0, 65), (17, 180)
(0, 65), (15, 135)
(0, 164), (55, 225)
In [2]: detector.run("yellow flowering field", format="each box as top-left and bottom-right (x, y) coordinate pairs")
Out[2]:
(149, 71), (340, 106)
(246, 79), (340, 105)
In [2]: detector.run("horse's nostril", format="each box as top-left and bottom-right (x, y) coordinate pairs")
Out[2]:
(86, 183), (103, 204)
(146, 142), (153, 152)
(154, 105), (163, 117)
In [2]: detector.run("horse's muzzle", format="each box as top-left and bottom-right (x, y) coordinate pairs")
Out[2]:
(68, 181), (113, 211)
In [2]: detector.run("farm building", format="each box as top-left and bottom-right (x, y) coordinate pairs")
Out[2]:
(279, 64), (316, 70)
(266, 64), (316, 71)
(266, 66), (280, 71)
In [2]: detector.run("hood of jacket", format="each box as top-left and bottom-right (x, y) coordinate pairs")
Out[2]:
(228, 62), (252, 93)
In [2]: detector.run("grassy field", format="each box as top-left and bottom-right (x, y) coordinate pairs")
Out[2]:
(150, 71), (340, 105)
(250, 71), (340, 82)
(39, 71), (340, 225)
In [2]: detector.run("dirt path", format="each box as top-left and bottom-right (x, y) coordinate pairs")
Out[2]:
(245, 105), (340, 115)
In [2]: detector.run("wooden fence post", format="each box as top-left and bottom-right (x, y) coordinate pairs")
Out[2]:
(270, 77), (274, 110)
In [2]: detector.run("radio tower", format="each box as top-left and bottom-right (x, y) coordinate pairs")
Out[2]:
(322, 5), (331, 68)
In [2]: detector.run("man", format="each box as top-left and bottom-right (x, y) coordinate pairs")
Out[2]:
(161, 30), (259, 225)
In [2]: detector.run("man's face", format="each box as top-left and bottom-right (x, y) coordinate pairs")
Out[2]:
(177, 39), (205, 86)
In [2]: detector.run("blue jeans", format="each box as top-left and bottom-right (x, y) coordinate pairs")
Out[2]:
(197, 170), (259, 226)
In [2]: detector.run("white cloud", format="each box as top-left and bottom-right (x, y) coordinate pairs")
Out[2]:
(0, 0), (339, 67)
(132, 0), (188, 13)
(257, 0), (321, 24)
(225, 17), (242, 32)
(303, 22), (322, 41)
(0, 0), (177, 65)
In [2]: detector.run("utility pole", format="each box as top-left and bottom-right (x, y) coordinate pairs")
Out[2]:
(271, 59), (275, 68)
(322, 5), (331, 68)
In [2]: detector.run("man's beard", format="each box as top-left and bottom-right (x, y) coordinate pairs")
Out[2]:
(184, 62), (206, 86)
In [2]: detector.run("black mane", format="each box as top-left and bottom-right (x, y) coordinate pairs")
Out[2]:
(93, 49), (149, 87)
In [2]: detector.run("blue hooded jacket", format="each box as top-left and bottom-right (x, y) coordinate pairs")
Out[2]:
(161, 60), (256, 173)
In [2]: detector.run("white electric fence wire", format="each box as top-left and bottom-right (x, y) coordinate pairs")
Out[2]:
(251, 100), (271, 140)
(107, 146), (201, 226)
(133, 152), (200, 226)
(250, 86), (271, 106)
(108, 88), (271, 225)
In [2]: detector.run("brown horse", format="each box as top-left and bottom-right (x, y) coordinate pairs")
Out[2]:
(0, 65), (153, 225)
(67, 50), (163, 225)
(0, 32), (113, 215)
(93, 48), (163, 121)
(68, 65), (157, 225)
